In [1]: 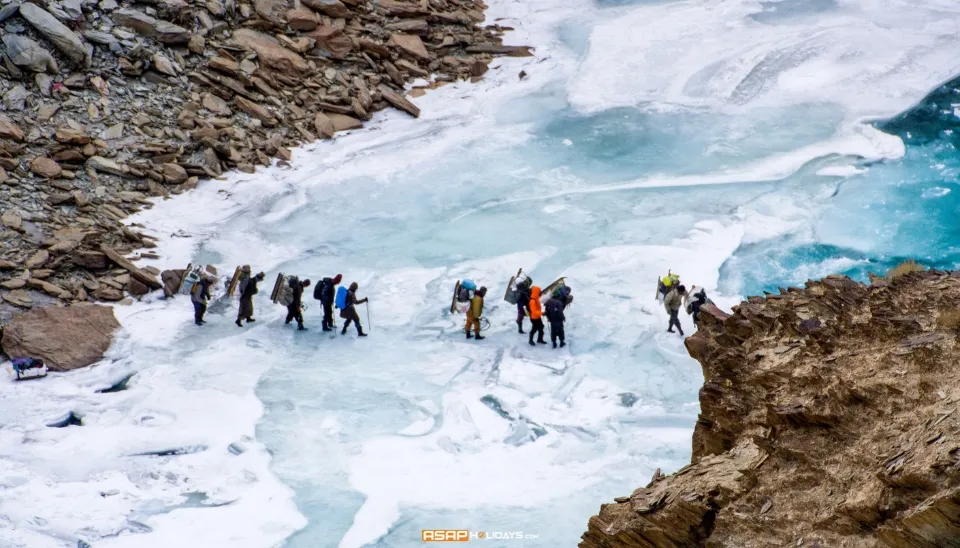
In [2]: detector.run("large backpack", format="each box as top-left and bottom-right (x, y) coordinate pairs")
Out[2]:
(313, 277), (330, 301)
(335, 285), (348, 309)
(545, 298), (564, 320)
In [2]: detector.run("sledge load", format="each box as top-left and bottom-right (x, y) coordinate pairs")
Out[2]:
(9, 357), (47, 381)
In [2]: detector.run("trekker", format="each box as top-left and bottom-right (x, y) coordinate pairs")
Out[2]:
(528, 286), (546, 346)
(192, 275), (213, 326)
(545, 290), (566, 348)
(466, 286), (487, 340)
(685, 286), (714, 328)
(285, 277), (311, 330)
(665, 284), (687, 336)
(516, 278), (533, 334)
(316, 274), (342, 332)
(340, 282), (369, 336)
(236, 266), (265, 327)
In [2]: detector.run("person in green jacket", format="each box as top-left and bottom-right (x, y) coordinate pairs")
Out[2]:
(465, 286), (487, 340)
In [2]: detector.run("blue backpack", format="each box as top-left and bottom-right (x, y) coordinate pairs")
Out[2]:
(335, 285), (348, 309)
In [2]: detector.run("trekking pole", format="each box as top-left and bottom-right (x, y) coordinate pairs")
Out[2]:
(365, 301), (371, 332)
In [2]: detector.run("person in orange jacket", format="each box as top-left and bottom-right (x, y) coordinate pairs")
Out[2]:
(528, 286), (546, 346)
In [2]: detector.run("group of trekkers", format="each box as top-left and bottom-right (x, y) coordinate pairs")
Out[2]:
(657, 271), (713, 336)
(454, 273), (573, 348)
(185, 264), (710, 343)
(188, 266), (370, 337)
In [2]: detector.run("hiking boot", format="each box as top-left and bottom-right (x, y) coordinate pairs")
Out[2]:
(475, 334), (485, 340)
(358, 332), (368, 337)
(466, 332), (473, 339)
(297, 326), (308, 331)
(236, 319), (243, 327)
(538, 339), (547, 345)
(560, 342), (566, 348)
(529, 341), (536, 346)
(322, 327), (333, 332)
(552, 342), (558, 348)
(517, 322), (524, 334)
(341, 327), (348, 335)
(195, 321), (203, 326)
(667, 328), (675, 333)
(247, 318), (256, 322)
(678, 330), (684, 337)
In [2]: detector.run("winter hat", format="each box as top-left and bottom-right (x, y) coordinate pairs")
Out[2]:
(241, 265), (251, 273)
(333, 274), (343, 284)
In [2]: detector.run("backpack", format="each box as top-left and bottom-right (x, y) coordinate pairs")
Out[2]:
(458, 287), (471, 302)
(545, 298), (564, 321)
(461, 279), (476, 291)
(335, 285), (348, 309)
(314, 277), (330, 301)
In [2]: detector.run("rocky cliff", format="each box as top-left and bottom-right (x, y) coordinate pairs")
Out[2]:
(580, 269), (960, 547)
(0, 0), (525, 320)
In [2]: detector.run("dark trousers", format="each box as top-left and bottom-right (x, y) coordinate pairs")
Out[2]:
(238, 296), (254, 320)
(193, 301), (207, 324)
(342, 307), (362, 334)
(550, 321), (564, 345)
(286, 304), (303, 328)
(529, 318), (545, 343)
(516, 303), (525, 326)
(668, 309), (683, 333)
(322, 302), (334, 330)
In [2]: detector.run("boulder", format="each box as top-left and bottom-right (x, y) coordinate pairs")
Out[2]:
(302, 0), (350, 17)
(328, 113), (363, 132)
(26, 250), (50, 269)
(387, 33), (429, 60)
(379, 86), (420, 117)
(161, 269), (185, 297)
(202, 93), (232, 115)
(0, 114), (24, 141)
(19, 3), (90, 65)
(286, 8), (317, 31)
(100, 245), (162, 289)
(314, 112), (335, 138)
(128, 278), (149, 296)
(307, 25), (353, 59)
(112, 9), (191, 44)
(73, 250), (108, 269)
(161, 162), (188, 184)
(1, 305), (120, 371)
(2, 34), (58, 73)
(255, 0), (288, 25)
(231, 29), (309, 76)
(86, 155), (125, 176)
(30, 157), (62, 179)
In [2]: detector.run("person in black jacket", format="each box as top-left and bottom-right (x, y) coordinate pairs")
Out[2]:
(192, 276), (213, 326)
(236, 267), (265, 327)
(285, 277), (311, 331)
(315, 273), (342, 332)
(545, 291), (566, 348)
(515, 278), (532, 334)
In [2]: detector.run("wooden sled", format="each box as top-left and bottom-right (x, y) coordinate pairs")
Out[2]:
(176, 263), (194, 294)
(503, 268), (529, 304)
(541, 277), (566, 301)
(270, 272), (285, 303)
(655, 276), (661, 301)
(450, 280), (461, 314)
(227, 266), (243, 297)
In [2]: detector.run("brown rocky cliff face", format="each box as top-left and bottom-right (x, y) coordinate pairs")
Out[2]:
(580, 270), (960, 548)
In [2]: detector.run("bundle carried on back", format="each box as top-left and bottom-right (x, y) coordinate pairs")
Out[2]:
(335, 285), (348, 309)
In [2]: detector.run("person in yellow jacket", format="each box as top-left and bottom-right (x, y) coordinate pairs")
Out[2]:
(528, 286), (546, 346)
(465, 286), (487, 340)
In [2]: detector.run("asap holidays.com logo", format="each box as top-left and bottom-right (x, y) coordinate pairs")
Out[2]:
(421, 530), (539, 542)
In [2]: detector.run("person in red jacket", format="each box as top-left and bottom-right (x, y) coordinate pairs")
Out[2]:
(528, 286), (546, 346)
